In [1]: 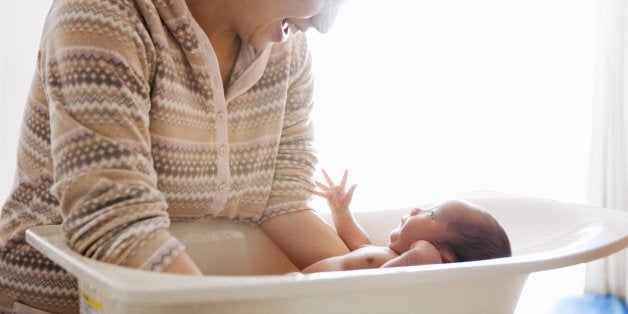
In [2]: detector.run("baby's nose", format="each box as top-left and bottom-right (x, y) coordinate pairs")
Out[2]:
(409, 207), (421, 215)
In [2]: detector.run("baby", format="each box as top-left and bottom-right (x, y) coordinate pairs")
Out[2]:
(302, 170), (512, 273)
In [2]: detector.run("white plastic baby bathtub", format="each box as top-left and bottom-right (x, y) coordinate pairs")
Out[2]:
(26, 191), (628, 314)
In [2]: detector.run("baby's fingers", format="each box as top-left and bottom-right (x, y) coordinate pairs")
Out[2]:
(347, 184), (358, 197)
(321, 169), (335, 186)
(315, 180), (329, 191)
(310, 189), (327, 198)
(339, 169), (349, 189)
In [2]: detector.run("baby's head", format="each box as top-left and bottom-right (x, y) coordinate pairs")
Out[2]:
(388, 199), (511, 263)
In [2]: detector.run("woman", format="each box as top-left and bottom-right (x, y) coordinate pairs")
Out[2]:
(0, 0), (348, 312)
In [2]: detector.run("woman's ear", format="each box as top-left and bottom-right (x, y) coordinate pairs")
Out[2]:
(381, 240), (443, 268)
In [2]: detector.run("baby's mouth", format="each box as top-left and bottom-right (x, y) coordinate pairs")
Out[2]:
(400, 216), (408, 227)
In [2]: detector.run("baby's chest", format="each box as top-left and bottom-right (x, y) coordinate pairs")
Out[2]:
(348, 246), (398, 269)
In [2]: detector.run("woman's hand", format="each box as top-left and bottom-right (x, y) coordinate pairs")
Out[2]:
(163, 251), (203, 276)
(312, 169), (357, 213)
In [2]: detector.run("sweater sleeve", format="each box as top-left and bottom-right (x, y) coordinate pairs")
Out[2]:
(41, 0), (183, 271)
(260, 31), (318, 223)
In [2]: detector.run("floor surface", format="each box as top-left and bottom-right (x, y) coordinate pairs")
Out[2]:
(514, 264), (627, 314)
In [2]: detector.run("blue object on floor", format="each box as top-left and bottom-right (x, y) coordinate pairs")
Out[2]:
(551, 293), (628, 314)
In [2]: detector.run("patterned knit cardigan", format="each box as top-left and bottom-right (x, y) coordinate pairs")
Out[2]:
(0, 0), (316, 311)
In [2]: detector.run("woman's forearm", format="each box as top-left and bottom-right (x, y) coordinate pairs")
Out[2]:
(261, 209), (350, 270)
(162, 251), (203, 275)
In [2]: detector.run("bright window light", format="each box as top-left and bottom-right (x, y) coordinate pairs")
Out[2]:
(1, 1), (597, 212)
(307, 0), (597, 212)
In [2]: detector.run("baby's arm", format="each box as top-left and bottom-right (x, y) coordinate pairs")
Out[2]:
(313, 170), (371, 251)
(381, 240), (443, 268)
(302, 242), (442, 273)
(302, 246), (397, 273)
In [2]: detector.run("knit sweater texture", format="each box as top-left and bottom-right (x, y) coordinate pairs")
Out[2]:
(0, 0), (317, 311)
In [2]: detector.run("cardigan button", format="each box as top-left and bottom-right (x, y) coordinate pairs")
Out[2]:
(218, 145), (228, 156)
(216, 112), (227, 122)
(218, 183), (229, 194)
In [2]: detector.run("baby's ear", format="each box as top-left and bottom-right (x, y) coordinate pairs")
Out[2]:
(411, 240), (457, 264)
(436, 245), (457, 263)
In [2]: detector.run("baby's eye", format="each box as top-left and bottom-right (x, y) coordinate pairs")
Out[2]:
(428, 210), (436, 219)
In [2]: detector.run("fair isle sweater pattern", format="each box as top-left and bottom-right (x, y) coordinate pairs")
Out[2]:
(0, 0), (316, 311)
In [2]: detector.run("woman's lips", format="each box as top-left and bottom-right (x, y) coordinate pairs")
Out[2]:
(282, 19), (289, 34)
(273, 19), (290, 43)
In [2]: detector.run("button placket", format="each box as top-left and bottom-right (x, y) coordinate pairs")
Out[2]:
(189, 17), (237, 217)
(208, 74), (231, 216)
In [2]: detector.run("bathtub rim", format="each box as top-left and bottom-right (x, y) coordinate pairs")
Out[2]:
(25, 194), (628, 305)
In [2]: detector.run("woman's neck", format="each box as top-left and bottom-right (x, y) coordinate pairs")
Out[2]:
(186, 0), (241, 89)
(186, 0), (236, 39)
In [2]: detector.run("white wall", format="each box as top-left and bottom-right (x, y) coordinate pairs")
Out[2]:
(0, 2), (51, 202)
(0, 1), (597, 213)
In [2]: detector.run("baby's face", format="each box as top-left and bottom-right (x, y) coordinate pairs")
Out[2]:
(388, 199), (486, 254)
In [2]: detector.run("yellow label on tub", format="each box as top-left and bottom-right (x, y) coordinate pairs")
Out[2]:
(79, 289), (102, 312)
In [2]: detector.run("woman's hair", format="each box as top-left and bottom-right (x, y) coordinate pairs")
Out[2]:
(443, 212), (512, 262)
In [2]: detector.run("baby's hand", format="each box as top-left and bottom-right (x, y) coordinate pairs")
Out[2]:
(312, 169), (357, 212)
(381, 240), (443, 268)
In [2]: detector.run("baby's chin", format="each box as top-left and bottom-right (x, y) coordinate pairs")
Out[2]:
(388, 229), (399, 243)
